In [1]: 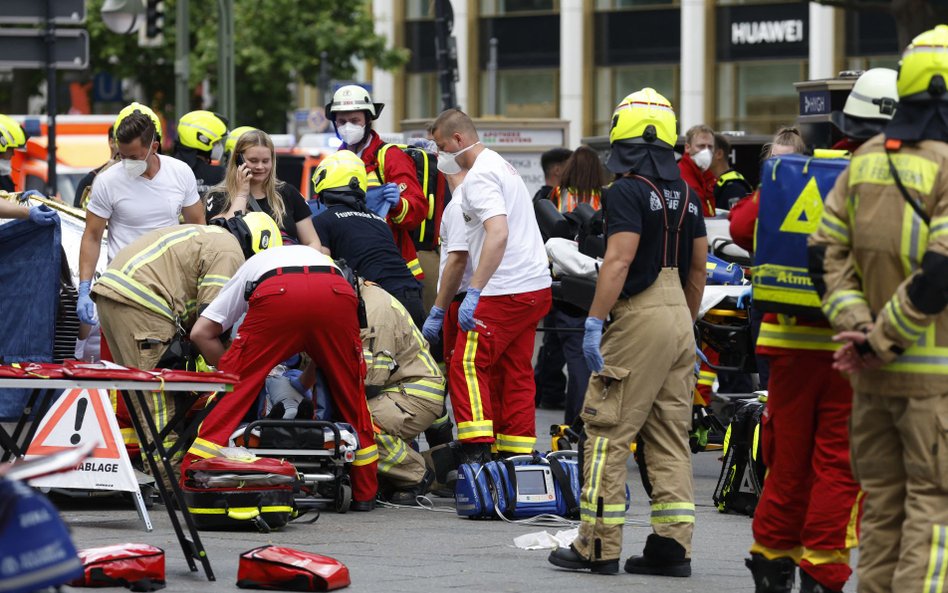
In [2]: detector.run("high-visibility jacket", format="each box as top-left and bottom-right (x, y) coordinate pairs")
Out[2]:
(809, 134), (948, 397)
(344, 131), (427, 280)
(360, 280), (445, 406)
(548, 186), (601, 213)
(92, 225), (244, 328)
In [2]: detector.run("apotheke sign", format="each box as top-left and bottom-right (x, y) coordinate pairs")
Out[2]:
(717, 3), (808, 61)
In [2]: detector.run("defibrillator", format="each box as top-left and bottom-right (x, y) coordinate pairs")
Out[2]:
(753, 152), (850, 315)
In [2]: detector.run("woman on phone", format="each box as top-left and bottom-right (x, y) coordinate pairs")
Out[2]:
(205, 129), (321, 249)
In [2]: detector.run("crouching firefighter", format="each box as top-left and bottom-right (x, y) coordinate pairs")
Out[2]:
(92, 214), (274, 464)
(185, 243), (379, 511)
(548, 88), (707, 576)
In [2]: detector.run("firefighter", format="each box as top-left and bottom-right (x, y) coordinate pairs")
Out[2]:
(747, 68), (898, 593)
(310, 150), (426, 328)
(92, 214), (276, 455)
(172, 110), (228, 199)
(547, 88), (707, 576)
(710, 133), (753, 211)
(325, 85), (428, 284)
(0, 114), (27, 192)
(808, 26), (948, 593)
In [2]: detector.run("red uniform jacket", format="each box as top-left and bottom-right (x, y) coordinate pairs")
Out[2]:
(678, 151), (717, 216)
(728, 190), (758, 253)
(345, 131), (427, 279)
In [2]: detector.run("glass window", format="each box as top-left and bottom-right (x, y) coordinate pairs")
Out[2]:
(407, 0), (435, 19)
(479, 69), (557, 118)
(480, 0), (557, 16)
(406, 72), (440, 121)
(595, 0), (675, 8)
(594, 65), (678, 135)
(716, 61), (805, 135)
(845, 56), (899, 71)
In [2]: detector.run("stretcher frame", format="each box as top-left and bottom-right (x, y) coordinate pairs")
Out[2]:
(0, 377), (231, 582)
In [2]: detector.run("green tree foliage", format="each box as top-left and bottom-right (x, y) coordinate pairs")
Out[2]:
(87, 0), (407, 132)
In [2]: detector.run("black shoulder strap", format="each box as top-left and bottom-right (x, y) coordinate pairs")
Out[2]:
(885, 149), (931, 226)
(246, 195), (264, 213)
(632, 175), (691, 266)
(501, 459), (518, 516)
(547, 456), (579, 518)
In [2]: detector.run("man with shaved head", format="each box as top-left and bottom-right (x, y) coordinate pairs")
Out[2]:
(425, 108), (552, 464)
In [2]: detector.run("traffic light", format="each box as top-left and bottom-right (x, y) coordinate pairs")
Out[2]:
(145, 0), (163, 38)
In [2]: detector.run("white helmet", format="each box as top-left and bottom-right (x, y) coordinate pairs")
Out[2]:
(324, 84), (384, 121)
(830, 68), (899, 140)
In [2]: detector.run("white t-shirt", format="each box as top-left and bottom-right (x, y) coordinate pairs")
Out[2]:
(438, 186), (473, 295)
(202, 245), (337, 331)
(461, 148), (551, 296)
(87, 154), (200, 260)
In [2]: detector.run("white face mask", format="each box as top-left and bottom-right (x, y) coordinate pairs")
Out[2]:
(210, 142), (224, 162)
(437, 141), (480, 175)
(692, 148), (712, 171)
(337, 123), (365, 146)
(0, 159), (11, 176)
(123, 139), (154, 178)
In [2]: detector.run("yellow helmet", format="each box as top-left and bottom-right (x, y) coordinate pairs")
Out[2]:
(115, 101), (163, 142)
(0, 114), (26, 153)
(609, 88), (677, 148)
(312, 150), (367, 196)
(177, 110), (228, 152)
(224, 125), (258, 156)
(897, 24), (948, 99)
(213, 212), (283, 259)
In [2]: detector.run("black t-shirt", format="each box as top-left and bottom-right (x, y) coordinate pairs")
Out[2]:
(713, 170), (753, 211)
(313, 203), (421, 295)
(0, 175), (13, 192)
(533, 185), (553, 203)
(205, 183), (311, 243)
(603, 175), (707, 298)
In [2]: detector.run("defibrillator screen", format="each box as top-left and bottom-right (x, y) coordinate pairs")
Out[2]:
(517, 469), (548, 495)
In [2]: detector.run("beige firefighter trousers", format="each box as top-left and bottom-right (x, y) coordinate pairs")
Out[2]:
(572, 269), (696, 563)
(97, 298), (178, 450)
(850, 391), (948, 593)
(370, 389), (442, 488)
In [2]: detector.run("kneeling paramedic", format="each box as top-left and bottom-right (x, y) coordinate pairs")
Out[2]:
(548, 88), (707, 576)
(185, 244), (379, 510)
(92, 215), (272, 464)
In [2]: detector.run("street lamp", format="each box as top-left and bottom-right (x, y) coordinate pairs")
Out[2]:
(101, 0), (145, 35)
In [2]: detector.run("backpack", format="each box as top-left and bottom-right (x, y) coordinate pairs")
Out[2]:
(712, 399), (766, 516)
(377, 143), (451, 251)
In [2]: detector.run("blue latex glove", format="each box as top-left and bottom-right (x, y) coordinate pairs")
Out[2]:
(422, 305), (445, 343)
(28, 205), (58, 226)
(365, 183), (400, 218)
(694, 344), (709, 376)
(19, 189), (45, 203)
(457, 288), (481, 332)
(736, 286), (753, 309)
(583, 317), (605, 373)
(76, 280), (97, 325)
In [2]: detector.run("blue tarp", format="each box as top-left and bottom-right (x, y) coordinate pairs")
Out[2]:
(0, 217), (62, 419)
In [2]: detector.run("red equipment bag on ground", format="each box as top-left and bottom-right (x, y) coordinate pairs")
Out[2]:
(182, 455), (300, 533)
(69, 543), (165, 591)
(236, 545), (350, 591)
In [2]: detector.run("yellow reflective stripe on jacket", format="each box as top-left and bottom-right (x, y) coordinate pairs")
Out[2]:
(122, 226), (202, 275)
(757, 320), (838, 351)
(199, 274), (231, 289)
(823, 290), (868, 324)
(97, 270), (176, 321)
(580, 436), (609, 525)
(845, 491), (864, 548)
(352, 444), (379, 467)
(884, 294), (927, 343)
(650, 501), (696, 524)
(120, 427), (140, 445)
(925, 524), (948, 593)
(402, 378), (445, 402)
(849, 152), (939, 195)
(818, 211), (850, 245)
(406, 257), (423, 278)
(188, 437), (223, 459)
(697, 370), (716, 386)
(901, 203), (929, 276)
(495, 434), (536, 454)
(457, 420), (493, 440)
(931, 216), (948, 242)
(392, 198), (410, 225)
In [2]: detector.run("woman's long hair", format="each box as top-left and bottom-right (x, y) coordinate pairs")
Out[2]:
(554, 145), (607, 210)
(209, 129), (286, 227)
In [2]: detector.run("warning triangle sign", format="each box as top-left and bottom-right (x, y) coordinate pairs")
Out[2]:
(27, 388), (119, 458)
(739, 465), (757, 495)
(779, 176), (825, 234)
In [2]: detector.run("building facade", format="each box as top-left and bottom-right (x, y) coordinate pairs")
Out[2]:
(366, 0), (900, 147)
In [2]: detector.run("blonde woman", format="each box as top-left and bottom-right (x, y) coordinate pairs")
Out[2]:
(205, 129), (321, 249)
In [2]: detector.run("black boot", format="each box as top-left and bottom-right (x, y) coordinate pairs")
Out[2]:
(548, 545), (619, 575)
(624, 534), (691, 577)
(745, 553), (796, 593)
(424, 414), (454, 448)
(799, 569), (842, 593)
(388, 470), (435, 505)
(459, 442), (492, 466)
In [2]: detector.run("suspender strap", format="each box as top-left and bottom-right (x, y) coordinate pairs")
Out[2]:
(884, 149), (931, 226)
(632, 175), (691, 267)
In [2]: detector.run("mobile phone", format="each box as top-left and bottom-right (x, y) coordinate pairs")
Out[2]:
(235, 154), (245, 167)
